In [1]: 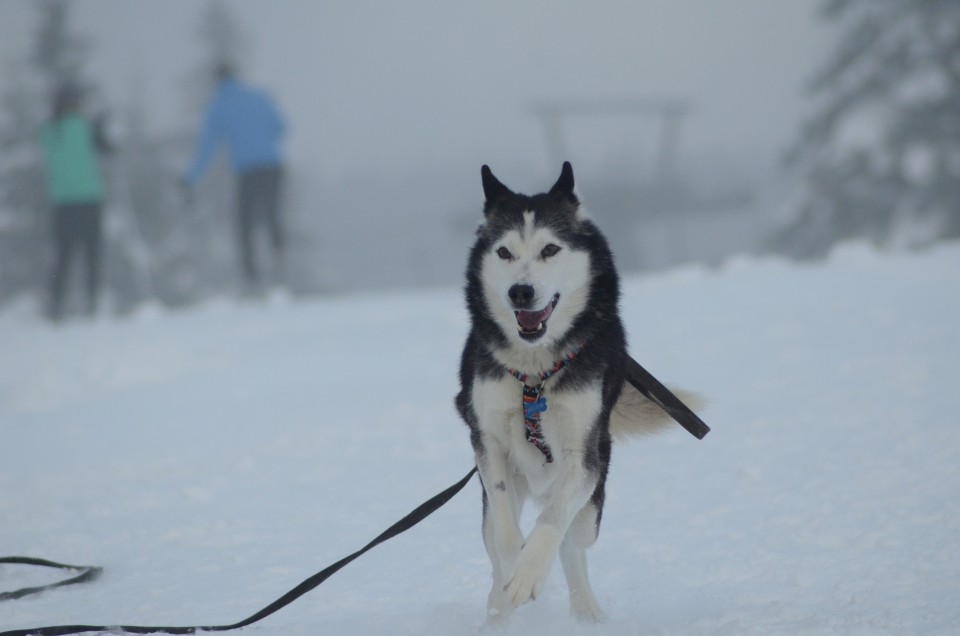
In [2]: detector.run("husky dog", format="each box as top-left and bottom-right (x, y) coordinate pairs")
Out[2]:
(455, 162), (693, 622)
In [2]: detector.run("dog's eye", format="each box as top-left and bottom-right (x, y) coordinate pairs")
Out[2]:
(496, 246), (513, 260)
(541, 244), (561, 258)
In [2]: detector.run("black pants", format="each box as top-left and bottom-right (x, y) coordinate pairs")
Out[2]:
(237, 165), (284, 285)
(49, 202), (102, 320)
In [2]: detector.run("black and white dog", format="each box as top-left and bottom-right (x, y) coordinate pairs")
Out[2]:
(455, 162), (696, 622)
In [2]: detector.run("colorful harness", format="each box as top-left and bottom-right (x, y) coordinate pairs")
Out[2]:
(505, 346), (583, 463)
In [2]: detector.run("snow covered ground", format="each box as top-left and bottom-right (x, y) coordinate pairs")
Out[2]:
(2, 242), (959, 635)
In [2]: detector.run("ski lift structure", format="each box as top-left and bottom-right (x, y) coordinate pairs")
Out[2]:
(531, 96), (691, 191)
(530, 96), (756, 271)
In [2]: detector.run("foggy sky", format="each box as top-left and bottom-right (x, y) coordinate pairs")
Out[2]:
(1, 1), (834, 189)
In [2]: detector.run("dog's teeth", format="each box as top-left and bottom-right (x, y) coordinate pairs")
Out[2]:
(517, 322), (546, 334)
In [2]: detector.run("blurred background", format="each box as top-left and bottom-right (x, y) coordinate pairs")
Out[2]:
(0, 0), (957, 315)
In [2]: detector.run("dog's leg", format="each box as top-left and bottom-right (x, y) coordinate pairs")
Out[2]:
(477, 443), (525, 622)
(503, 463), (596, 608)
(481, 494), (509, 621)
(560, 502), (606, 622)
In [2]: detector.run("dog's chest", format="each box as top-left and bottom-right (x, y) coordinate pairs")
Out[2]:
(473, 376), (602, 479)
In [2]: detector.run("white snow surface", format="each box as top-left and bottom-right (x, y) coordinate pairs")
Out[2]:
(2, 242), (959, 635)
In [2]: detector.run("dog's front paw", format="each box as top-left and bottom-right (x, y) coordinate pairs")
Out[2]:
(486, 589), (514, 625)
(485, 599), (514, 627)
(503, 526), (560, 607)
(503, 561), (548, 607)
(571, 595), (607, 623)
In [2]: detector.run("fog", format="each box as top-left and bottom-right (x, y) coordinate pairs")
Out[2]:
(1, 2), (832, 175)
(2, 1), (840, 299)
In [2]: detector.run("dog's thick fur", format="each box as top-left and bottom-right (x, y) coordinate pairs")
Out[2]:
(455, 163), (693, 622)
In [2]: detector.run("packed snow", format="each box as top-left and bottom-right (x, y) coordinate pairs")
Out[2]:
(2, 241), (959, 635)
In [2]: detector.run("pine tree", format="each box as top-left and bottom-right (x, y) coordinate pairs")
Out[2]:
(774, 0), (960, 257)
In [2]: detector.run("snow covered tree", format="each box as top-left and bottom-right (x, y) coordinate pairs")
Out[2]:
(0, 61), (46, 302)
(773, 0), (960, 257)
(161, 0), (254, 301)
(101, 1), (254, 308)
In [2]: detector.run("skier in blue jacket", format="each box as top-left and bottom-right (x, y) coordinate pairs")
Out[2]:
(183, 64), (287, 288)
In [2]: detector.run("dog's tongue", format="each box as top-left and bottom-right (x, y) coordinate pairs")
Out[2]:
(516, 303), (554, 331)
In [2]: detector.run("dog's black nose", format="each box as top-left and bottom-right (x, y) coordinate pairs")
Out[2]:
(508, 284), (535, 308)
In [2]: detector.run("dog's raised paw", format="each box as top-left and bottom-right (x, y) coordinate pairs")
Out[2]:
(503, 525), (561, 606)
(503, 555), (551, 607)
(503, 569), (543, 607)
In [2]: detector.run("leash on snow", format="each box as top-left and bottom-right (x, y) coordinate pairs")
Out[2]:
(0, 467), (478, 636)
(0, 558), (103, 602)
(0, 356), (706, 636)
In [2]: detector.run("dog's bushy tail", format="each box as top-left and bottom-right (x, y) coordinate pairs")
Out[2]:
(609, 381), (705, 442)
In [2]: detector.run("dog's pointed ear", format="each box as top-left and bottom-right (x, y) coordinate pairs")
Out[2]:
(549, 161), (576, 199)
(481, 165), (513, 206)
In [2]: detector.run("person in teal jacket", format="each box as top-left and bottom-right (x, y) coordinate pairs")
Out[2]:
(40, 85), (112, 321)
(183, 64), (287, 289)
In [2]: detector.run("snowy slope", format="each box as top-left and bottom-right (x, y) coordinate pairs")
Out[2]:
(2, 243), (959, 635)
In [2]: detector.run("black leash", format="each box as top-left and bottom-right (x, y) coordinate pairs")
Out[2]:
(0, 467), (478, 636)
(625, 354), (711, 440)
(0, 558), (102, 602)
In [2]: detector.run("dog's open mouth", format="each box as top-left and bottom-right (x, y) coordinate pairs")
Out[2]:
(514, 293), (560, 341)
